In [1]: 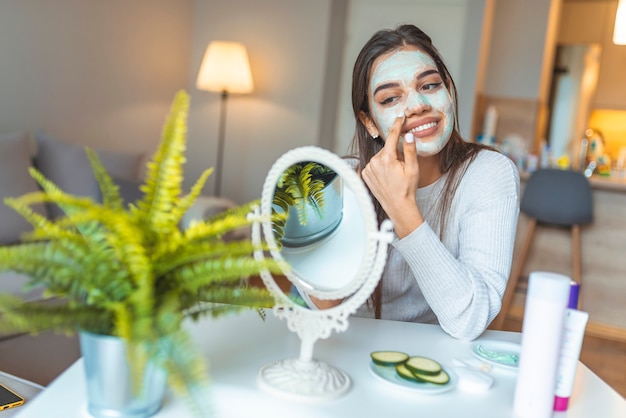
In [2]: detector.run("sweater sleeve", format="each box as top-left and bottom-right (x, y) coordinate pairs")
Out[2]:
(392, 152), (520, 340)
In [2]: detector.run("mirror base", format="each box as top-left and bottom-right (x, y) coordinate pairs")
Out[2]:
(258, 359), (351, 402)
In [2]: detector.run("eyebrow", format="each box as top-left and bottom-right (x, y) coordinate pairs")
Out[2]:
(372, 69), (440, 96)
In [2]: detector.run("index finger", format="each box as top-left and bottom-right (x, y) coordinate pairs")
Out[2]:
(381, 113), (405, 156)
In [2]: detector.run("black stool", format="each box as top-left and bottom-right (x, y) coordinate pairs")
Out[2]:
(492, 168), (593, 330)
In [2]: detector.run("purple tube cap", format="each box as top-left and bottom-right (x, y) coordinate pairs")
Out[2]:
(554, 395), (569, 411)
(568, 281), (580, 309)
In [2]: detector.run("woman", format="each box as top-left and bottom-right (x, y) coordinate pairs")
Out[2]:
(349, 24), (520, 340)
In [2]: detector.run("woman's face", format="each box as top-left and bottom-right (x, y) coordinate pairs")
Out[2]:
(363, 46), (454, 156)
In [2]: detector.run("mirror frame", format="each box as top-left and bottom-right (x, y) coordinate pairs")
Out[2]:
(258, 145), (385, 301)
(252, 146), (393, 402)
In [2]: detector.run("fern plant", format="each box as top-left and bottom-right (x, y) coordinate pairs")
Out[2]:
(271, 161), (337, 243)
(0, 90), (282, 417)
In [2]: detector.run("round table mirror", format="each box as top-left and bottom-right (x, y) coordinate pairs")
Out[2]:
(252, 146), (393, 402)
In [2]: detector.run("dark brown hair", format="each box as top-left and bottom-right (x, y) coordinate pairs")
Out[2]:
(348, 24), (492, 318)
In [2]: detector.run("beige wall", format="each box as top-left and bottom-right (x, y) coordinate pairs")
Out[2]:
(186, 0), (335, 203)
(475, 0), (561, 151)
(0, 0), (336, 204)
(484, 0), (558, 100)
(0, 0), (193, 155)
(559, 0), (626, 110)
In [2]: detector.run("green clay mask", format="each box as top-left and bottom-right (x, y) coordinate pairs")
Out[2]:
(368, 50), (454, 156)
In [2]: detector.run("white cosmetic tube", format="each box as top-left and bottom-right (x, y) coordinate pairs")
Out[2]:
(513, 271), (571, 418)
(553, 309), (589, 411)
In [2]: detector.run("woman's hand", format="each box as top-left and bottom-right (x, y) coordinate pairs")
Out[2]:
(361, 114), (424, 238)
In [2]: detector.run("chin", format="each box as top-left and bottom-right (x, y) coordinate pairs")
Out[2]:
(415, 140), (441, 156)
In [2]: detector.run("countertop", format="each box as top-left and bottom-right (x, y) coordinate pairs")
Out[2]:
(520, 170), (626, 192)
(12, 311), (626, 418)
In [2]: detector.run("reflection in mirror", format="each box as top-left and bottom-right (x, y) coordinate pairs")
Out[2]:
(270, 162), (366, 293)
(546, 43), (601, 168)
(252, 145), (393, 402)
(272, 161), (343, 248)
(280, 186), (366, 294)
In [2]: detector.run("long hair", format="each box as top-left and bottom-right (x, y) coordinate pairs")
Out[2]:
(348, 24), (492, 318)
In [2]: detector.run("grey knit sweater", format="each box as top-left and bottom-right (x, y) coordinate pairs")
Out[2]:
(354, 150), (520, 341)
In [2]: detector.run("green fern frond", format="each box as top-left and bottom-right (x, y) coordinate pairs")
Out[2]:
(3, 194), (75, 242)
(86, 148), (125, 210)
(0, 242), (80, 287)
(0, 295), (112, 335)
(184, 298), (268, 321)
(137, 90), (189, 233)
(273, 162), (334, 226)
(170, 256), (282, 291)
(172, 168), (213, 228)
(306, 177), (327, 219)
(204, 199), (258, 224)
(183, 213), (253, 243)
(27, 167), (99, 219)
(271, 190), (295, 214)
(192, 286), (275, 310)
(152, 329), (213, 418)
(154, 240), (257, 278)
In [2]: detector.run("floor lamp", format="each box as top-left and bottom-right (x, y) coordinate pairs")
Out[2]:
(196, 41), (254, 196)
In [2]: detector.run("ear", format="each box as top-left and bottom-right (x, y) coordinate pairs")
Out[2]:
(358, 111), (380, 138)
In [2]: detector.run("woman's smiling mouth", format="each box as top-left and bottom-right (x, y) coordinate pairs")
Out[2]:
(407, 120), (439, 138)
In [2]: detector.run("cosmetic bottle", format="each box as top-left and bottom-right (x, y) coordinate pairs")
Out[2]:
(513, 271), (571, 418)
(540, 142), (552, 169)
(553, 280), (588, 411)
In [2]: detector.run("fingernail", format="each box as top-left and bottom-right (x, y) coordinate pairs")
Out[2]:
(405, 132), (414, 143)
(397, 112), (405, 119)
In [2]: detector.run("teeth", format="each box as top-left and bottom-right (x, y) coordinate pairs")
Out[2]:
(410, 122), (437, 133)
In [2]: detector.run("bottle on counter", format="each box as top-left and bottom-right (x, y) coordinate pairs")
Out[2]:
(578, 135), (589, 171)
(513, 271), (571, 418)
(540, 141), (553, 169)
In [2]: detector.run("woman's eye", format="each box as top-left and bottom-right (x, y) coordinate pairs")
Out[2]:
(379, 95), (399, 105)
(421, 81), (442, 92)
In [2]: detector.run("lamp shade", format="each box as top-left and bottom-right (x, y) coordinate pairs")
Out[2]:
(196, 41), (254, 94)
(615, 0), (626, 45)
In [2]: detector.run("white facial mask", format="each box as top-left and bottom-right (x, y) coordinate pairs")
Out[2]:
(368, 50), (454, 156)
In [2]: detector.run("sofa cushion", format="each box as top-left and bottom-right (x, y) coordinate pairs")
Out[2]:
(98, 149), (145, 181)
(0, 271), (44, 302)
(97, 149), (146, 206)
(33, 132), (100, 219)
(0, 132), (49, 245)
(113, 176), (144, 206)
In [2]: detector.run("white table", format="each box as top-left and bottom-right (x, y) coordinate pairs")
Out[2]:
(0, 371), (43, 417)
(14, 310), (626, 418)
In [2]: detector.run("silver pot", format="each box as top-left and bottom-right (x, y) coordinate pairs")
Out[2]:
(79, 331), (167, 418)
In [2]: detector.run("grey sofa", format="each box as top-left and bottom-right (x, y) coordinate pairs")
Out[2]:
(0, 131), (237, 385)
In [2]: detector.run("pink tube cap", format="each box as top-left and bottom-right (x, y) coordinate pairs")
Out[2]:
(554, 395), (569, 411)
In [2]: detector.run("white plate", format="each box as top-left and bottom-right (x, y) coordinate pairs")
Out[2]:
(369, 362), (457, 394)
(471, 340), (521, 370)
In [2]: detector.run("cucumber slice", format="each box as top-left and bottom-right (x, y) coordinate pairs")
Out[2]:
(405, 356), (442, 376)
(412, 369), (450, 385)
(395, 363), (425, 383)
(370, 351), (409, 366)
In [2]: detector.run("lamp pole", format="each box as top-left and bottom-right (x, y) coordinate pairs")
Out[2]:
(196, 41), (254, 196)
(214, 90), (228, 197)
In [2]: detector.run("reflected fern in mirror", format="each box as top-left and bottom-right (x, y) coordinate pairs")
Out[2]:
(272, 162), (342, 247)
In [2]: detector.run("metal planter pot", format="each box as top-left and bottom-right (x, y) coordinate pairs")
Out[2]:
(79, 331), (167, 418)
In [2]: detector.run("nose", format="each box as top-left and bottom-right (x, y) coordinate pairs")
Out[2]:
(404, 90), (431, 116)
